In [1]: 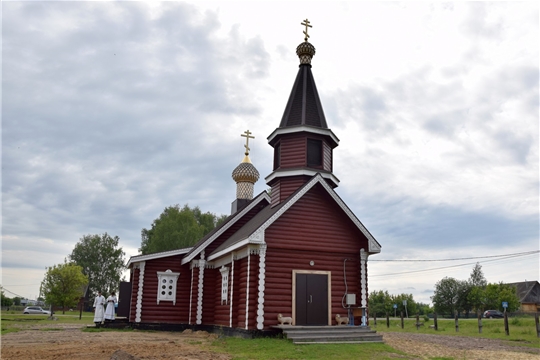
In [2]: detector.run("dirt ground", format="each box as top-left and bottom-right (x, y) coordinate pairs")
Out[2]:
(1, 322), (539, 359)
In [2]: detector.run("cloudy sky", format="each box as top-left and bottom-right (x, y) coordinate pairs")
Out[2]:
(2, 1), (538, 305)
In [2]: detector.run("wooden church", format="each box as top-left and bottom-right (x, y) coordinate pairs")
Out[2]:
(123, 22), (381, 334)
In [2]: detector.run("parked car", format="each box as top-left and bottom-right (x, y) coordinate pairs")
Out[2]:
(483, 310), (504, 318)
(23, 306), (51, 315)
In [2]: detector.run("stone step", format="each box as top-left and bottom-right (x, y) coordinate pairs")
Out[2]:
(278, 325), (384, 344)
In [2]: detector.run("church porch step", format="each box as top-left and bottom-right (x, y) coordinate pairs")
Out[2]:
(275, 325), (384, 344)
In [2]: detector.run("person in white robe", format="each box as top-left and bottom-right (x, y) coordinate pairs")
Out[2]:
(104, 292), (117, 321)
(93, 291), (106, 326)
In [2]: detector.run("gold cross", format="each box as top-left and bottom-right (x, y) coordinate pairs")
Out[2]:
(301, 19), (312, 42)
(241, 130), (255, 155)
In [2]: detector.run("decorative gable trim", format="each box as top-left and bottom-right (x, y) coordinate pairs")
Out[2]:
(243, 174), (381, 253)
(127, 248), (192, 268)
(264, 169), (340, 187)
(267, 125), (340, 146)
(181, 193), (271, 265)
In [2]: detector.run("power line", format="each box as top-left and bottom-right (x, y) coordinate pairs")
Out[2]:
(369, 250), (539, 262)
(370, 251), (538, 278)
(0, 286), (26, 299)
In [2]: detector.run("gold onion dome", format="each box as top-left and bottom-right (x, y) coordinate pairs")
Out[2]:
(232, 157), (260, 184)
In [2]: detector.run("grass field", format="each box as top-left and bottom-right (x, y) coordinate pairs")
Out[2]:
(372, 317), (540, 348)
(2, 311), (538, 359)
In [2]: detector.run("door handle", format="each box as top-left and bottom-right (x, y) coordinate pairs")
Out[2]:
(308, 295), (312, 303)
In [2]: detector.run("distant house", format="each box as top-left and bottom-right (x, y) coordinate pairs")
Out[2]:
(507, 281), (540, 312)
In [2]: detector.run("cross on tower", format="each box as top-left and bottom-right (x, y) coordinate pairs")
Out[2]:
(241, 130), (255, 155)
(301, 19), (312, 42)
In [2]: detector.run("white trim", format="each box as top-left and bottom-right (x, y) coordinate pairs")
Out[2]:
(314, 175), (381, 254)
(220, 266), (229, 305)
(264, 169), (340, 186)
(127, 248), (192, 268)
(209, 175), (380, 264)
(245, 251), (251, 330)
(134, 261), (145, 323)
(156, 270), (180, 305)
(196, 252), (205, 325)
(267, 125), (340, 145)
(181, 193), (271, 265)
(256, 244), (267, 330)
(189, 266), (194, 324)
(208, 239), (250, 261)
(360, 249), (368, 308)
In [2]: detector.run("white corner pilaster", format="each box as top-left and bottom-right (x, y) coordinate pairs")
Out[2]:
(135, 261), (145, 323)
(189, 265), (194, 324)
(256, 244), (267, 330)
(360, 248), (368, 308)
(196, 251), (206, 325)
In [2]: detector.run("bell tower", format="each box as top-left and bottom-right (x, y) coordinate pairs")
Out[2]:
(266, 19), (339, 207)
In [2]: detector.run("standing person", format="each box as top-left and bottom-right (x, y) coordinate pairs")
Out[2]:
(104, 292), (117, 322)
(93, 291), (106, 327)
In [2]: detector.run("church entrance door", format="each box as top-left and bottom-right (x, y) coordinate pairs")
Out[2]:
(295, 273), (329, 325)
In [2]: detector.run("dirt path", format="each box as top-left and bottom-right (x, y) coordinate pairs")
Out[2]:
(381, 331), (540, 360)
(1, 324), (231, 360)
(1, 323), (539, 359)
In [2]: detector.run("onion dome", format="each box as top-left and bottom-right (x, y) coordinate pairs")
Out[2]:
(296, 41), (316, 65)
(232, 130), (260, 200)
(232, 156), (260, 184)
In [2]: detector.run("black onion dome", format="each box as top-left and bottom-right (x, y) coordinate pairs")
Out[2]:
(296, 41), (316, 65)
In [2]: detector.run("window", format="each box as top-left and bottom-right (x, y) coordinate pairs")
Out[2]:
(157, 269), (180, 305)
(273, 143), (281, 170)
(307, 139), (322, 167)
(220, 266), (230, 305)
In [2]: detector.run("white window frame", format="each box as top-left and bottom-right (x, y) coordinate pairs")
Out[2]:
(220, 266), (230, 305)
(157, 269), (180, 305)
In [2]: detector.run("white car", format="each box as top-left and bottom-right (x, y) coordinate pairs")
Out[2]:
(23, 306), (51, 315)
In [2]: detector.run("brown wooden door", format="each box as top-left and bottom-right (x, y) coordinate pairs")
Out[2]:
(295, 274), (328, 325)
(117, 281), (132, 318)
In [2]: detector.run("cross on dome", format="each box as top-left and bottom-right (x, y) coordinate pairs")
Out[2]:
(241, 130), (255, 156)
(301, 19), (312, 42)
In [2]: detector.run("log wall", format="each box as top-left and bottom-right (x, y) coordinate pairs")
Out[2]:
(262, 183), (369, 329)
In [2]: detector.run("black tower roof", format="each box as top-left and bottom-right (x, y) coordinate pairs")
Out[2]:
(279, 63), (328, 129)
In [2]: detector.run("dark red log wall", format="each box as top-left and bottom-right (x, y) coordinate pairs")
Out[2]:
(134, 255), (191, 324)
(263, 183), (369, 329)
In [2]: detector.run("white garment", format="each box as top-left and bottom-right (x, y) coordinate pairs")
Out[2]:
(104, 295), (117, 320)
(93, 295), (106, 322)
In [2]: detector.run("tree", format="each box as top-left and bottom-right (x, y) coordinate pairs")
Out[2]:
(368, 290), (393, 316)
(390, 293), (418, 317)
(140, 204), (227, 255)
(469, 263), (487, 287)
(483, 282), (520, 312)
(467, 263), (487, 315)
(12, 297), (21, 306)
(1, 290), (13, 307)
(431, 277), (467, 315)
(69, 233), (126, 298)
(416, 302), (434, 316)
(41, 262), (88, 314)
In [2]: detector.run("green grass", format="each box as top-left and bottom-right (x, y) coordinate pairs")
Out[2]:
(211, 337), (407, 360)
(372, 317), (540, 349)
(1, 311), (95, 335)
